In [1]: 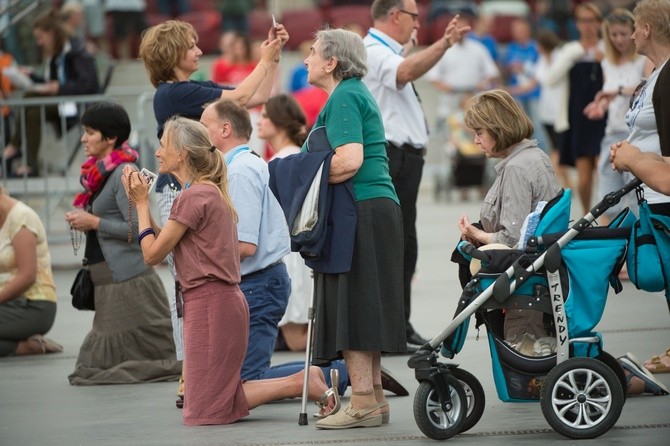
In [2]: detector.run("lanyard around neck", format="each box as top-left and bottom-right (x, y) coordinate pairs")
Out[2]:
(226, 146), (251, 166)
(367, 31), (400, 55)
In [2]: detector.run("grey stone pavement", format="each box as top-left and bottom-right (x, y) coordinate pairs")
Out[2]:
(1, 187), (669, 446)
(1, 54), (669, 446)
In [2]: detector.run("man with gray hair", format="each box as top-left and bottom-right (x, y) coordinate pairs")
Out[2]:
(363, 0), (470, 352)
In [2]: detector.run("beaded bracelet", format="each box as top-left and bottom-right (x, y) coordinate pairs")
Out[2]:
(137, 228), (156, 245)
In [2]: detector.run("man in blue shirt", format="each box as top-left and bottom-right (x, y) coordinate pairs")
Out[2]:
(201, 99), (291, 381)
(502, 18), (549, 153)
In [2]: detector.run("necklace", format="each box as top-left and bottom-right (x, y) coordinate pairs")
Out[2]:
(70, 224), (82, 256)
(127, 169), (133, 244)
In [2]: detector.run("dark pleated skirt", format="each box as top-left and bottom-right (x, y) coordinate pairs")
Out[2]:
(312, 197), (406, 364)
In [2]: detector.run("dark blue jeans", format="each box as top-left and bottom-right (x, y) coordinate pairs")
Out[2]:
(240, 262), (291, 380)
(261, 360), (350, 397)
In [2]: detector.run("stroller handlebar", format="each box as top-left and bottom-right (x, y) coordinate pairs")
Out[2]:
(458, 241), (490, 262)
(590, 178), (643, 220)
(602, 178), (643, 207)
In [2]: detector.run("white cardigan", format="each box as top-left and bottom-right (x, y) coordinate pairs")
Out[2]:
(543, 41), (587, 133)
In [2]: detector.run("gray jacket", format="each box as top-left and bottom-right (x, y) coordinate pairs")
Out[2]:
(90, 163), (148, 282)
(481, 139), (561, 247)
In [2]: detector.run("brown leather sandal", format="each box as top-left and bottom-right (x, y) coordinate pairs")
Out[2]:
(644, 347), (670, 374)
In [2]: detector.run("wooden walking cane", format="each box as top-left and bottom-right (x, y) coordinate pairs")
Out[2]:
(298, 270), (316, 425)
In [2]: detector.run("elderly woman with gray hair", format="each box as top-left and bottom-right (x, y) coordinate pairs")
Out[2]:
(302, 28), (406, 429)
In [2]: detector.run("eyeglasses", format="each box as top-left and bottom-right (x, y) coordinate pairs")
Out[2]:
(398, 9), (419, 21)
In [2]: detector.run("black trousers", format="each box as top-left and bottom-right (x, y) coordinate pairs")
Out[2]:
(386, 144), (425, 335)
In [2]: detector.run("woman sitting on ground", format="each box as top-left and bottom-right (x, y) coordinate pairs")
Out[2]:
(0, 187), (61, 356)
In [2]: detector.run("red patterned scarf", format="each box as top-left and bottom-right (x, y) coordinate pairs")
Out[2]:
(72, 142), (139, 208)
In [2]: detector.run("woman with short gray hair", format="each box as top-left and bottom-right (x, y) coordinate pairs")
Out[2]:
(303, 28), (406, 429)
(314, 28), (368, 80)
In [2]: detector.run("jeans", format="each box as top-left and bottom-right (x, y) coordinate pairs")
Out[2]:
(240, 262), (291, 380)
(261, 360), (350, 396)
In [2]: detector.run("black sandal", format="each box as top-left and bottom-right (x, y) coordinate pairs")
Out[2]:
(620, 353), (669, 396)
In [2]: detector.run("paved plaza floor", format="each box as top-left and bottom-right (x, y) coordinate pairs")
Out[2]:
(1, 189), (669, 445)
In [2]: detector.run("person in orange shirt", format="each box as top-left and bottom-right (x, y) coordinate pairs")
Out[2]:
(211, 31), (257, 86)
(0, 49), (15, 146)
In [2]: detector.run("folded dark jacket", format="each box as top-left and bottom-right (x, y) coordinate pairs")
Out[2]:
(269, 151), (357, 273)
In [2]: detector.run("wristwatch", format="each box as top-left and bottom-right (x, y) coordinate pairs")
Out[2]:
(618, 85), (624, 96)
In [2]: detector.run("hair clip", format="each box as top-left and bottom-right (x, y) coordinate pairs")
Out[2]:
(209, 146), (216, 153)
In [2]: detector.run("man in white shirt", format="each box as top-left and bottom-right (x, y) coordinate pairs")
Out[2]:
(362, 0), (469, 352)
(426, 38), (500, 132)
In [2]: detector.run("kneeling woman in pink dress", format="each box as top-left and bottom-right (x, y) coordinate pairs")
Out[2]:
(122, 116), (336, 425)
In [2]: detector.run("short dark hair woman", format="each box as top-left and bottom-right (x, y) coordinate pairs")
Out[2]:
(65, 101), (181, 385)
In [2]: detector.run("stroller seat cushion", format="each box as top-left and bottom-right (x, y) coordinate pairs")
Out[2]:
(469, 243), (512, 275)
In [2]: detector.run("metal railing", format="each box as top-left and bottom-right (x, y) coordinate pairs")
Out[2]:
(0, 94), (109, 240)
(135, 90), (157, 173)
(0, 0), (49, 36)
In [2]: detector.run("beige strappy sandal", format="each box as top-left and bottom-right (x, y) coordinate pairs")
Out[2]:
(28, 335), (63, 354)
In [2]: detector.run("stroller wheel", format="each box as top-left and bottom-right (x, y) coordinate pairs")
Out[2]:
(449, 367), (485, 433)
(413, 376), (467, 440)
(541, 357), (625, 439)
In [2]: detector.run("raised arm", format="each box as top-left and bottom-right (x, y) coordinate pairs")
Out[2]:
(396, 15), (470, 86)
(221, 25), (286, 107)
(246, 24), (289, 108)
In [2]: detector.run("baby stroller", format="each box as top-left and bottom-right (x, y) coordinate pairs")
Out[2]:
(407, 178), (643, 440)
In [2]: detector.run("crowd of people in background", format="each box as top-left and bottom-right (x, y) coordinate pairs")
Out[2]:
(1, 0), (669, 431)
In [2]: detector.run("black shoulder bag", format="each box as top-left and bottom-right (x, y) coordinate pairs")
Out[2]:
(71, 257), (95, 311)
